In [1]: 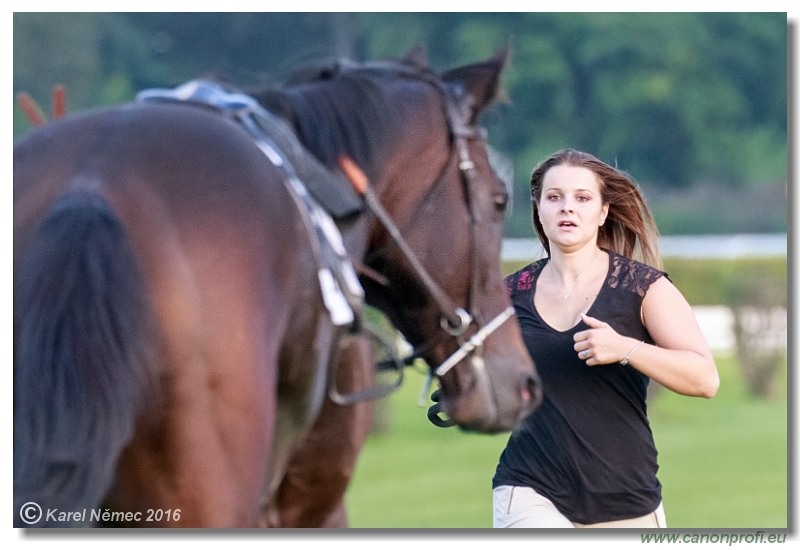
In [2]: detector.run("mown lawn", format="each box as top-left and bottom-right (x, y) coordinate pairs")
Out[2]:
(343, 356), (789, 529)
(651, 356), (788, 528)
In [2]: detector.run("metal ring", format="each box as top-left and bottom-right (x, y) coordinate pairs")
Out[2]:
(441, 308), (472, 336)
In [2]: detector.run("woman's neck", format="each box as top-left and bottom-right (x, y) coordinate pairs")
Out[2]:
(548, 246), (603, 281)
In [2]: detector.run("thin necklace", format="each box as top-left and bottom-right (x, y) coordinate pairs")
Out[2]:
(550, 265), (581, 299)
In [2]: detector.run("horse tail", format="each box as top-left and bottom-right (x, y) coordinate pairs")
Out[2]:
(14, 191), (156, 527)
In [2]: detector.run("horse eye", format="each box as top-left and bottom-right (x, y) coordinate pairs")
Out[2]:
(493, 192), (509, 213)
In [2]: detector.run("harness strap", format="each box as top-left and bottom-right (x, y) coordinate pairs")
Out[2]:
(136, 80), (365, 328)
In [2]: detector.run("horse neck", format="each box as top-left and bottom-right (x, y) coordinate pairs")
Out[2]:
(266, 78), (452, 268)
(338, 216), (371, 263)
(342, 135), (451, 262)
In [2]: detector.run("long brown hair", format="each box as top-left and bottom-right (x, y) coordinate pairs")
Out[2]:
(530, 149), (662, 269)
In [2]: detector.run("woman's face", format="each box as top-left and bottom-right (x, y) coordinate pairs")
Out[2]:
(536, 164), (609, 252)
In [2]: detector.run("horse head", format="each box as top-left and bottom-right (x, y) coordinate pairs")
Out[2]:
(260, 49), (542, 433)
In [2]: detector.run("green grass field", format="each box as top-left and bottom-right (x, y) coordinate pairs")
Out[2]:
(343, 355), (789, 529)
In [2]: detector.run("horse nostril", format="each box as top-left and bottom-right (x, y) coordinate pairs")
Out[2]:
(520, 382), (531, 402)
(525, 375), (542, 407)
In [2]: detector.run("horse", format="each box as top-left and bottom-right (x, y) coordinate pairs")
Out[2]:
(13, 47), (541, 528)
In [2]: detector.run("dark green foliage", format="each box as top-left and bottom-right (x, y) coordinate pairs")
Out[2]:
(14, 13), (788, 236)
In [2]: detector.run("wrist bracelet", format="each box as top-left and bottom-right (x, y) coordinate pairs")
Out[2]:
(620, 340), (645, 366)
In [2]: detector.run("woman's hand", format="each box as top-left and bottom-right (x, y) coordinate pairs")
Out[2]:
(573, 313), (637, 366)
(574, 279), (719, 398)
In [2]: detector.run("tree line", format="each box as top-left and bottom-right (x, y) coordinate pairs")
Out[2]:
(13, 12), (788, 236)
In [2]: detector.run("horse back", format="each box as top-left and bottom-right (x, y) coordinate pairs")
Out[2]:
(14, 103), (331, 526)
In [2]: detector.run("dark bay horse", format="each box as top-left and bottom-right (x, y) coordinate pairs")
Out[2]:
(13, 48), (540, 528)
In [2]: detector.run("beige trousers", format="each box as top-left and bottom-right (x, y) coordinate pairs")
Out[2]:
(493, 485), (667, 528)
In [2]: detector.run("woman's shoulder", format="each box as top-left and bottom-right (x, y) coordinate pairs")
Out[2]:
(607, 250), (667, 298)
(505, 258), (547, 297)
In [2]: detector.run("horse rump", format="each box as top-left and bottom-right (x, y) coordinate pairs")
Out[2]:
(14, 191), (156, 527)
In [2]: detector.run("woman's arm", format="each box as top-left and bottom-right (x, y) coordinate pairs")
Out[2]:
(574, 277), (719, 398)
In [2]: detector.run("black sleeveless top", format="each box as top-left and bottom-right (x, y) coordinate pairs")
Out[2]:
(493, 251), (665, 524)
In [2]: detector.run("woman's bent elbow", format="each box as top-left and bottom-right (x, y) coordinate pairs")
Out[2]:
(698, 370), (720, 399)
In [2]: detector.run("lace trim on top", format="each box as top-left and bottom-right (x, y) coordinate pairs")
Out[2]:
(505, 260), (544, 295)
(506, 251), (663, 298)
(607, 252), (663, 297)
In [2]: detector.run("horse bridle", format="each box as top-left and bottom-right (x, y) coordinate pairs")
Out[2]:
(334, 64), (515, 424)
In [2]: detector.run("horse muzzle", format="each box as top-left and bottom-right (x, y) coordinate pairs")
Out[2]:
(428, 333), (541, 433)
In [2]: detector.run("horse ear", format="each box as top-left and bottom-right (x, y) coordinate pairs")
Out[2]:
(401, 45), (428, 68)
(441, 47), (511, 122)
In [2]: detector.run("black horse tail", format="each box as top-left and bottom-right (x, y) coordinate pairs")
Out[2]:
(14, 191), (156, 527)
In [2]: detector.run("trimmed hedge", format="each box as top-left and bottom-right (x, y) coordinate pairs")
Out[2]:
(663, 257), (787, 306)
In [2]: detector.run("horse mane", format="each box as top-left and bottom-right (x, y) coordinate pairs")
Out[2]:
(252, 58), (444, 182)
